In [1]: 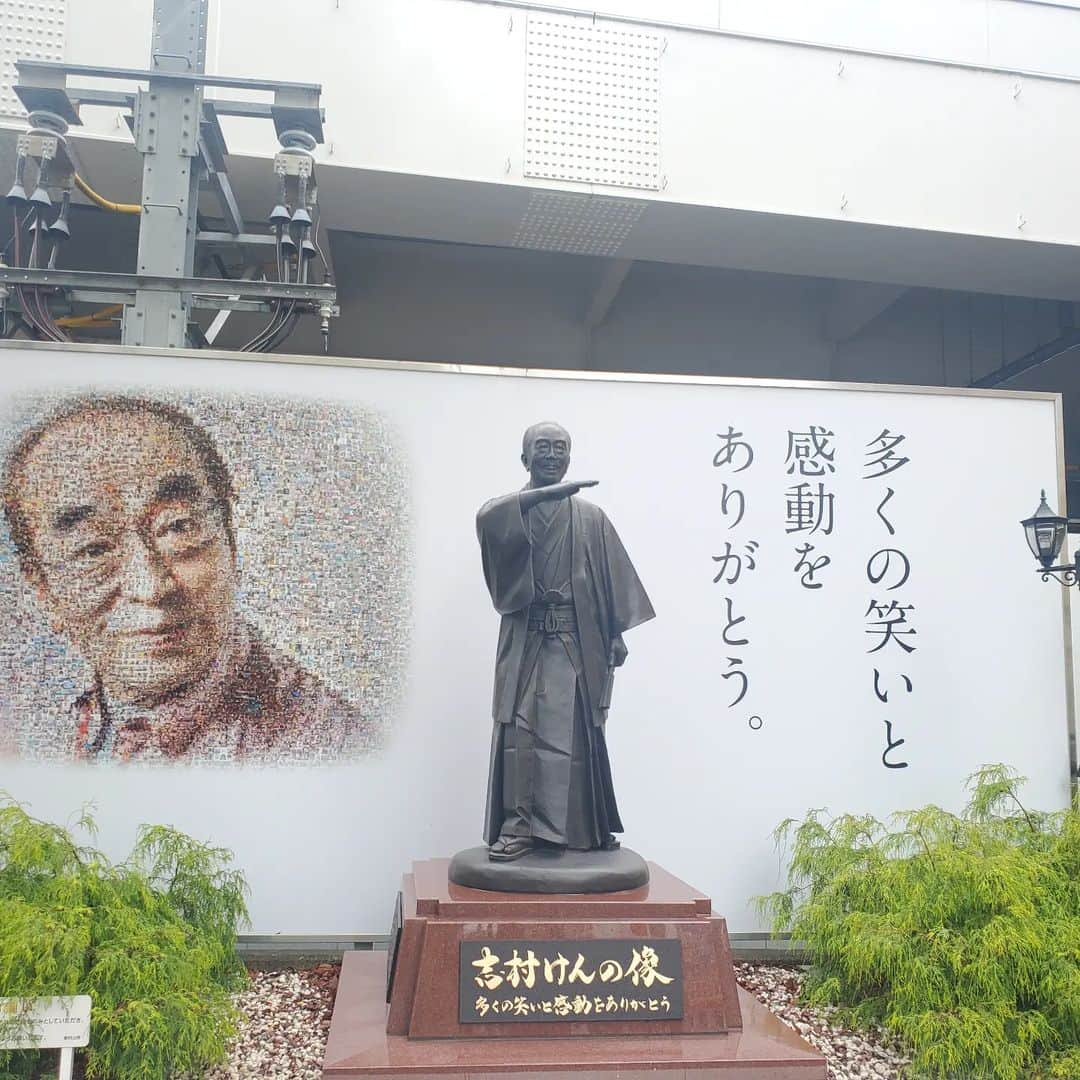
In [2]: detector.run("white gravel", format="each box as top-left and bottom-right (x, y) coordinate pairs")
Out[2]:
(201, 961), (910, 1080)
(202, 966), (336, 1080)
(736, 962), (911, 1080)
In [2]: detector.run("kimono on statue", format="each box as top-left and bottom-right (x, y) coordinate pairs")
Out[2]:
(476, 490), (654, 850)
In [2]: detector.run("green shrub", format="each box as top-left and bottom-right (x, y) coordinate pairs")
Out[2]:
(757, 765), (1080, 1080)
(0, 796), (248, 1080)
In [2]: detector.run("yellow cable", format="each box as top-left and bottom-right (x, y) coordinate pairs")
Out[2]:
(73, 173), (140, 215)
(56, 304), (124, 328)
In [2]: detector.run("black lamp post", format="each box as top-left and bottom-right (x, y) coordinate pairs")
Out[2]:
(1021, 490), (1079, 585)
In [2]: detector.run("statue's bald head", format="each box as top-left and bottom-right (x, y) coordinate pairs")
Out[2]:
(521, 421), (572, 487)
(522, 421), (571, 458)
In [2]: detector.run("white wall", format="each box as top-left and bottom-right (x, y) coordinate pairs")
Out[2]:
(0, 342), (1070, 933)
(11, 0), (1080, 259)
(501, 0), (1080, 79)
(206, 0), (1080, 244)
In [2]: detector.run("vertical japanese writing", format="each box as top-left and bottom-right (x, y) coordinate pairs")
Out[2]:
(713, 428), (757, 714)
(786, 426), (836, 589)
(863, 430), (914, 769)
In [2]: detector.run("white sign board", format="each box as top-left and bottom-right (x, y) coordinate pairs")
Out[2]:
(0, 343), (1072, 934)
(0, 996), (91, 1049)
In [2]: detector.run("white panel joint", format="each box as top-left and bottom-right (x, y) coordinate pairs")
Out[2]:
(524, 15), (661, 191)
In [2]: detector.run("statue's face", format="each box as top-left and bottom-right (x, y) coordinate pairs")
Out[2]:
(522, 424), (571, 487)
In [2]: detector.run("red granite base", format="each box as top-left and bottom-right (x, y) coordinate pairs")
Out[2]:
(389, 859), (742, 1039)
(322, 858), (826, 1078)
(322, 951), (827, 1078)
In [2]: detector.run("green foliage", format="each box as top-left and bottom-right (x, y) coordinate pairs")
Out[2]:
(757, 765), (1080, 1079)
(0, 797), (248, 1080)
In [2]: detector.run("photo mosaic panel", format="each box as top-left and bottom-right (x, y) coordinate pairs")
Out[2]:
(0, 389), (411, 765)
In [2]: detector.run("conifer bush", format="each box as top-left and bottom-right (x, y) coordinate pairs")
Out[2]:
(0, 797), (248, 1080)
(758, 765), (1080, 1079)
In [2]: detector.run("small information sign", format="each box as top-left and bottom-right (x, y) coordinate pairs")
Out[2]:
(459, 939), (682, 1023)
(0, 995), (91, 1048)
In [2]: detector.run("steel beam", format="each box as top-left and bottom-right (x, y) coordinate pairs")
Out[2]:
(197, 231), (276, 247)
(120, 0), (209, 348)
(17, 59), (322, 97)
(66, 287), (285, 312)
(10, 5), (330, 349)
(63, 87), (135, 109)
(0, 267), (335, 303)
(200, 135), (245, 235)
(204, 266), (260, 344)
(970, 328), (1080, 388)
(60, 87), (324, 125)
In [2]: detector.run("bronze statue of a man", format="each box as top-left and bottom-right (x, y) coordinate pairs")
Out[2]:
(476, 422), (654, 862)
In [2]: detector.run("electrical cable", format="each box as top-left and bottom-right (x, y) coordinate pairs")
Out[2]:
(28, 203), (70, 342)
(257, 303), (297, 353)
(11, 207), (41, 339)
(27, 213), (53, 340)
(11, 207), (48, 340)
(263, 225), (307, 352)
(311, 205), (327, 273)
(56, 304), (124, 329)
(1, 208), (34, 259)
(238, 183), (329, 353)
(240, 228), (291, 352)
(252, 256), (290, 351)
(260, 202), (328, 353)
(27, 209), (67, 342)
(73, 173), (140, 215)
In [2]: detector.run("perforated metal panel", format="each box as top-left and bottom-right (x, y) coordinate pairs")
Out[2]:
(524, 15), (662, 191)
(513, 190), (648, 257)
(0, 0), (66, 119)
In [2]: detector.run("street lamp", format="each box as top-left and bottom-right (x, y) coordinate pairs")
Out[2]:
(1021, 490), (1078, 585)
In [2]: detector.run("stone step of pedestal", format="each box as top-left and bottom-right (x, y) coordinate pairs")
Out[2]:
(322, 859), (826, 1079)
(323, 951), (827, 1079)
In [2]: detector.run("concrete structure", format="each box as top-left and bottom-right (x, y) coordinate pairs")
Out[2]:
(3, 0), (1080, 494)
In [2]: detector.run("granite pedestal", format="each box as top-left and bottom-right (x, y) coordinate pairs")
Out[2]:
(322, 858), (826, 1078)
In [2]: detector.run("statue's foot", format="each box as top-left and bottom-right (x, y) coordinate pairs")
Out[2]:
(601, 834), (621, 851)
(488, 836), (535, 862)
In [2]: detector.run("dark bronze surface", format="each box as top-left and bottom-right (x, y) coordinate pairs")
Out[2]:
(448, 845), (649, 894)
(467, 422), (656, 890)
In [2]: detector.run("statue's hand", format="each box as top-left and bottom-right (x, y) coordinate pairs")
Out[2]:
(610, 635), (628, 668)
(521, 480), (598, 509)
(544, 479), (598, 501)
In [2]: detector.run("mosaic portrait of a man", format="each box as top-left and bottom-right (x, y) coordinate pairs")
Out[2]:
(0, 391), (409, 765)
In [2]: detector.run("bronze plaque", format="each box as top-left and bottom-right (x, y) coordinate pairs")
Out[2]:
(459, 939), (682, 1023)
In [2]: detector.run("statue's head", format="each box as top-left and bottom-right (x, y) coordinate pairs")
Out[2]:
(521, 421), (571, 488)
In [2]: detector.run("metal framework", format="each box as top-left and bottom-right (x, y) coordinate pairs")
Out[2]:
(0, 0), (338, 351)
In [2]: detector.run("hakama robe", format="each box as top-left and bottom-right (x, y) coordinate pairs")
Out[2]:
(476, 491), (654, 848)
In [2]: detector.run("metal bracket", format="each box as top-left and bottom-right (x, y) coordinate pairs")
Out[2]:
(274, 153), (314, 180)
(133, 89), (157, 154)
